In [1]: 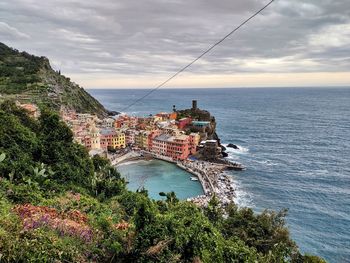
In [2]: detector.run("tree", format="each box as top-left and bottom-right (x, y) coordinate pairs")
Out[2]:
(204, 195), (223, 226)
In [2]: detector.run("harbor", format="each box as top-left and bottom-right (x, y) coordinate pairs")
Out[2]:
(112, 150), (243, 207)
(116, 157), (204, 200)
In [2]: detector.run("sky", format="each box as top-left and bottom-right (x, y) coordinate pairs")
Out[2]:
(1, 0), (350, 89)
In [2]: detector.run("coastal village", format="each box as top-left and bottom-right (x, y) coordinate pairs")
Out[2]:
(60, 100), (223, 162)
(18, 100), (243, 207)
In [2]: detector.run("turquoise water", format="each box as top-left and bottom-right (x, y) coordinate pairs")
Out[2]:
(90, 87), (350, 262)
(117, 159), (204, 200)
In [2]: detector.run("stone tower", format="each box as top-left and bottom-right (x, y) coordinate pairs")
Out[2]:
(192, 100), (197, 111)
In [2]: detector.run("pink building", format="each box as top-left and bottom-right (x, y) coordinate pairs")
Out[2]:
(100, 129), (113, 149)
(147, 130), (162, 150)
(152, 134), (190, 161)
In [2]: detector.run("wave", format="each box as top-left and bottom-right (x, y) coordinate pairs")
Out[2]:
(223, 144), (249, 155)
(254, 160), (279, 166)
(235, 189), (254, 208)
(226, 174), (253, 208)
(222, 145), (253, 207)
(225, 155), (241, 163)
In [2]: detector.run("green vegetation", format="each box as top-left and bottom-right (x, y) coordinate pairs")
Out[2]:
(0, 42), (108, 116)
(0, 43), (43, 93)
(0, 101), (325, 262)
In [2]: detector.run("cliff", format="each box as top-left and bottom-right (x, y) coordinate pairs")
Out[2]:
(0, 42), (108, 117)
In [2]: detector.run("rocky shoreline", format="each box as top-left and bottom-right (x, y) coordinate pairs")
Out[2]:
(181, 160), (237, 207)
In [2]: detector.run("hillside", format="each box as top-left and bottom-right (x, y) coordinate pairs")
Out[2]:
(0, 42), (108, 116)
(0, 101), (325, 262)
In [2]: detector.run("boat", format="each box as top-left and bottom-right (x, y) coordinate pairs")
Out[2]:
(190, 177), (199, 181)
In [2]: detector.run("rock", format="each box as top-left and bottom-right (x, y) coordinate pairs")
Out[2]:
(227, 143), (239, 149)
(222, 151), (228, 157)
(108, 110), (120, 116)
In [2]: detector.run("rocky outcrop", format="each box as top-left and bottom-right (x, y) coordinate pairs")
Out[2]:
(227, 143), (239, 149)
(176, 101), (229, 162)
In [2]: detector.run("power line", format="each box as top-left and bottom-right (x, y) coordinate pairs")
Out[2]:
(121, 0), (275, 112)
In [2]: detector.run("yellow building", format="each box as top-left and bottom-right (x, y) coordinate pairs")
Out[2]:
(113, 132), (126, 149)
(100, 129), (126, 149)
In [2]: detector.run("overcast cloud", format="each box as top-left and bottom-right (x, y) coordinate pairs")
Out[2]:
(1, 0), (350, 88)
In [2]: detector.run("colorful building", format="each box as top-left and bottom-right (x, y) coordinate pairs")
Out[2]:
(189, 133), (200, 155)
(155, 112), (177, 121)
(100, 129), (126, 150)
(125, 129), (136, 145)
(147, 130), (162, 150)
(102, 118), (115, 128)
(152, 134), (190, 161)
(81, 135), (92, 149)
(115, 115), (137, 129)
(135, 131), (149, 149)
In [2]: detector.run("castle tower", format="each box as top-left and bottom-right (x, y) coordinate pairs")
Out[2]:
(192, 100), (197, 111)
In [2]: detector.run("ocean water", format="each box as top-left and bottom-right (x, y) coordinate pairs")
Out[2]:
(89, 87), (350, 262)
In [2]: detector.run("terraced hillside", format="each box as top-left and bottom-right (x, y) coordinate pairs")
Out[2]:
(0, 42), (108, 117)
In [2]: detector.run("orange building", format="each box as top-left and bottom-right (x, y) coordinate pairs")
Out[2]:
(155, 112), (177, 121)
(188, 133), (200, 155)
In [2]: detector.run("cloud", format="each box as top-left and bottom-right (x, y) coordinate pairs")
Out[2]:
(0, 0), (350, 88)
(309, 24), (350, 49)
(0, 22), (30, 39)
(53, 29), (100, 44)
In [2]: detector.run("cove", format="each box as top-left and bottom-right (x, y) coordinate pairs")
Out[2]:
(116, 159), (204, 200)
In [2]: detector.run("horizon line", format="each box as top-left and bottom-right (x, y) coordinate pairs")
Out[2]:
(85, 85), (350, 90)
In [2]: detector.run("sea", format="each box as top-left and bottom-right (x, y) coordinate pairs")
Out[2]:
(89, 87), (350, 262)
